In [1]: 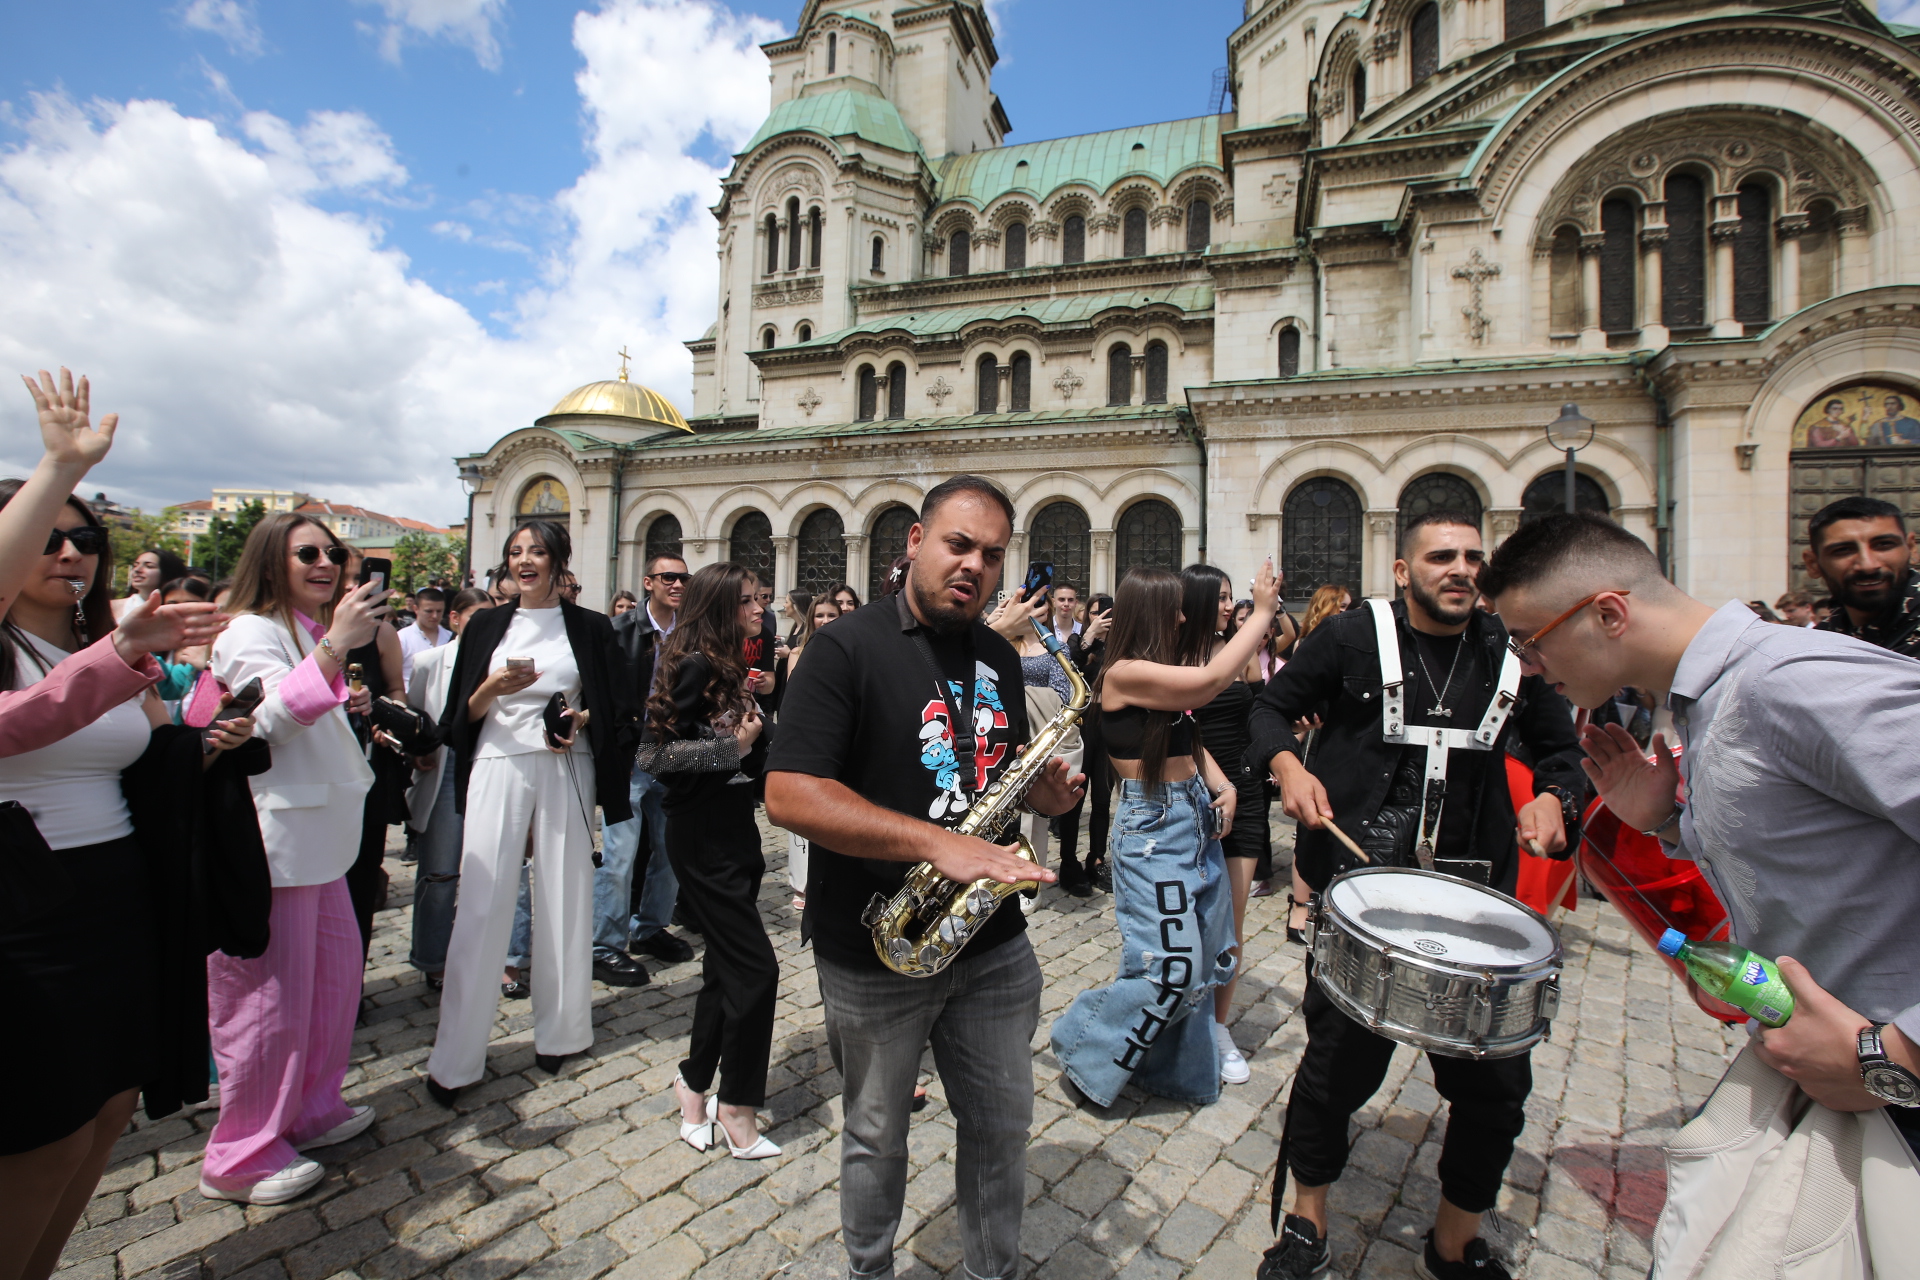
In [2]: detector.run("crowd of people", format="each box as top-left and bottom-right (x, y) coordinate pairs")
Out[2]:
(3, 366), (1914, 1280)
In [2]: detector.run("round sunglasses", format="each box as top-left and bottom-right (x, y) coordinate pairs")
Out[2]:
(44, 526), (109, 556)
(294, 544), (350, 567)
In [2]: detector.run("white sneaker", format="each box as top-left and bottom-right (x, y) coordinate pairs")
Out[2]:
(295, 1106), (375, 1152)
(1214, 1021), (1250, 1085)
(199, 1157), (324, 1205)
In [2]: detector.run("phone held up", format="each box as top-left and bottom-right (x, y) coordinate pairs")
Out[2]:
(1022, 561), (1053, 608)
(357, 557), (392, 592)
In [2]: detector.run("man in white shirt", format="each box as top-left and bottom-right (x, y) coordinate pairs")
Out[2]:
(1050, 584), (1082, 647)
(396, 588), (450, 686)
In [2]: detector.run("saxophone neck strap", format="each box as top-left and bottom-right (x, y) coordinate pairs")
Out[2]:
(900, 591), (977, 798)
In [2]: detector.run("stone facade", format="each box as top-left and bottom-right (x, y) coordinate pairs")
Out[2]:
(462, 0), (1920, 611)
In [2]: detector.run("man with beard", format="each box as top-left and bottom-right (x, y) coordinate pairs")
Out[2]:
(766, 475), (1086, 1280)
(1247, 512), (1585, 1280)
(1804, 496), (1920, 658)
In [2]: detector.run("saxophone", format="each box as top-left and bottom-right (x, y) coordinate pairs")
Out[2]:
(863, 617), (1093, 977)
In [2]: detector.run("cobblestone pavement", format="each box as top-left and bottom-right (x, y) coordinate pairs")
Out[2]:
(63, 814), (1738, 1280)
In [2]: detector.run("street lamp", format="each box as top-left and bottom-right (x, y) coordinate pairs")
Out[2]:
(1545, 403), (1596, 514)
(458, 462), (484, 588)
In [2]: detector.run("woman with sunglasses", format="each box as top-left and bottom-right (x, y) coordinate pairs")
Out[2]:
(202, 515), (391, 1205)
(425, 520), (637, 1104)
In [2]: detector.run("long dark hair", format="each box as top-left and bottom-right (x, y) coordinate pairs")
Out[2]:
(1175, 564), (1229, 666)
(1092, 566), (1186, 784)
(647, 562), (753, 738)
(0, 480), (117, 690)
(501, 519), (572, 591)
(128, 547), (188, 595)
(224, 513), (349, 648)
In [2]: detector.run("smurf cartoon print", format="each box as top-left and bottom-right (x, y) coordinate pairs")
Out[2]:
(919, 660), (1012, 822)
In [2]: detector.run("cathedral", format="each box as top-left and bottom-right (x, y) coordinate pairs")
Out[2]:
(461, 0), (1920, 610)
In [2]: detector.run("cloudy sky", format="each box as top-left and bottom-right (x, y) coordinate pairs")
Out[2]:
(5, 0), (1312, 521)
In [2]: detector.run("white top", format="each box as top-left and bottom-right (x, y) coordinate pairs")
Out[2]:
(405, 639), (461, 831)
(0, 632), (151, 850)
(397, 621), (450, 687)
(476, 606), (585, 758)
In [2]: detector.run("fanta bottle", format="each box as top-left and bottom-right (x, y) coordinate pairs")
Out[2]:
(1656, 929), (1795, 1027)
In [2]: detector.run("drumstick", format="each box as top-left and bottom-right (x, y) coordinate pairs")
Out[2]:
(1321, 817), (1372, 865)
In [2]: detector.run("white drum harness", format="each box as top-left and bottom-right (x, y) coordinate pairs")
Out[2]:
(1366, 599), (1522, 876)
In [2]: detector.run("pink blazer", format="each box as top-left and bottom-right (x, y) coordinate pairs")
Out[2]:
(0, 637), (160, 758)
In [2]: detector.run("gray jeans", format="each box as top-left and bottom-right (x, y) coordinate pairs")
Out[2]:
(817, 933), (1042, 1280)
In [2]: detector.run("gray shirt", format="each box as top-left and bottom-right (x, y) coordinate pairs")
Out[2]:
(1668, 600), (1920, 1045)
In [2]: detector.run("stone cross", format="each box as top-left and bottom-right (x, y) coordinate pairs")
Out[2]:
(1452, 249), (1501, 345)
(926, 375), (954, 407)
(1054, 367), (1084, 399)
(796, 387), (822, 417)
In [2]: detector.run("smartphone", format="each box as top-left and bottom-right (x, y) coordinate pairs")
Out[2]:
(1022, 561), (1053, 605)
(203, 676), (264, 754)
(358, 556), (392, 592)
(1090, 594), (1113, 616)
(505, 656), (535, 677)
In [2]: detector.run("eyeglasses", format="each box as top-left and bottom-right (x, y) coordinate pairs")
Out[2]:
(649, 572), (691, 585)
(293, 545), (350, 567)
(43, 526), (109, 556)
(1506, 590), (1630, 660)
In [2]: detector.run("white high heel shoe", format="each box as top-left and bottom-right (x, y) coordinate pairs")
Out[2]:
(709, 1095), (781, 1160)
(674, 1073), (716, 1152)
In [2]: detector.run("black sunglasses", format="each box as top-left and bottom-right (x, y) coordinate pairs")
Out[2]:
(44, 526), (109, 556)
(650, 571), (691, 584)
(294, 545), (350, 566)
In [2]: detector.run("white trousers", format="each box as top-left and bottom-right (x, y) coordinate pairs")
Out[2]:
(428, 751), (597, 1088)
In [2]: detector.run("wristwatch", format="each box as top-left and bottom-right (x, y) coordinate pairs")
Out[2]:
(1857, 1024), (1920, 1107)
(1538, 784), (1584, 835)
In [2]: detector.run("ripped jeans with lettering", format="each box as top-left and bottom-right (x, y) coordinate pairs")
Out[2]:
(1050, 775), (1234, 1107)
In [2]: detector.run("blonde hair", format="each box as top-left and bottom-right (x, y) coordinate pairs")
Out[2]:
(1300, 584), (1351, 637)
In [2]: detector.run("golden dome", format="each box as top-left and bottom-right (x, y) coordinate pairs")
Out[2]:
(540, 373), (692, 433)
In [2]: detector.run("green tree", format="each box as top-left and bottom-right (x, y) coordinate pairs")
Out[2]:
(194, 500), (267, 579)
(391, 530), (462, 591)
(109, 512), (190, 591)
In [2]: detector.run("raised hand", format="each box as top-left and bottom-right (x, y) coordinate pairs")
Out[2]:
(1578, 723), (1682, 834)
(326, 579), (390, 652)
(21, 368), (117, 471)
(112, 591), (227, 665)
(1251, 557), (1281, 614)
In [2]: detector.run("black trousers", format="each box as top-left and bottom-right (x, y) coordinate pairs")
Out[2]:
(1054, 715), (1114, 870)
(665, 786), (779, 1107)
(347, 780), (391, 957)
(1273, 959), (1532, 1222)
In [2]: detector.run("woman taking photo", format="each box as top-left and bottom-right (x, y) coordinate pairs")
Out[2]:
(1049, 561), (1279, 1109)
(650, 564), (779, 1159)
(204, 514), (390, 1205)
(404, 587), (494, 989)
(426, 520), (635, 1103)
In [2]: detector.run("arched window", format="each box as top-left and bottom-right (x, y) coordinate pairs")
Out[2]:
(1123, 207), (1148, 258)
(1009, 352), (1032, 412)
(1409, 3), (1439, 84)
(764, 213), (779, 274)
(730, 511), (774, 586)
(1117, 500), (1182, 579)
(1144, 341), (1169, 403)
(1029, 502), (1092, 593)
(857, 365), (877, 421)
(787, 197), (803, 271)
(827, 31), (837, 73)
(867, 505), (916, 600)
(796, 508), (847, 596)
(1504, 0), (1543, 39)
(797, 323), (812, 343)
(1350, 63), (1367, 120)
(1278, 325), (1301, 377)
(1063, 214), (1087, 264)
(1187, 200), (1211, 253)
(1800, 201), (1836, 307)
(872, 235), (885, 274)
(1396, 473), (1483, 548)
(1549, 226), (1581, 335)
(886, 361), (907, 419)
(976, 355), (999, 413)
(644, 514), (684, 567)
(1107, 344), (1133, 406)
(1600, 197), (1637, 334)
(809, 208), (823, 270)
(1521, 471), (1611, 523)
(1005, 221), (1027, 270)
(949, 228), (970, 276)
(1734, 181), (1773, 327)
(1282, 477), (1362, 603)
(1663, 172), (1707, 330)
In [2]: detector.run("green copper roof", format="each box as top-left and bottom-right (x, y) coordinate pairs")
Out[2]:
(935, 115), (1224, 206)
(800, 284), (1215, 348)
(743, 86), (924, 157)
(639, 403), (1188, 451)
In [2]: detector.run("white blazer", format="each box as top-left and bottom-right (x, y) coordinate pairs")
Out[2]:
(212, 613), (374, 888)
(405, 639), (460, 832)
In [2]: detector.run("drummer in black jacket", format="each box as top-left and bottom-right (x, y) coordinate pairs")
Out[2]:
(1247, 512), (1584, 1280)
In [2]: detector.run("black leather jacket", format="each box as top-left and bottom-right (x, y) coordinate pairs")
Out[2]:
(1248, 601), (1584, 894)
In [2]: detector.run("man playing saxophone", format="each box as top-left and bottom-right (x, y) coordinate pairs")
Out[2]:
(767, 475), (1086, 1280)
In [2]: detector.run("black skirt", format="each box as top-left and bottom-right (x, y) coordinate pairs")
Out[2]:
(0, 835), (156, 1154)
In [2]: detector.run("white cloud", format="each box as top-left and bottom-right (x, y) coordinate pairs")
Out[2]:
(0, 0), (780, 528)
(357, 0), (512, 71)
(179, 0), (265, 57)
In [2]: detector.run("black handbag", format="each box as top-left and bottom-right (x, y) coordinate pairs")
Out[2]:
(369, 696), (437, 755)
(0, 800), (72, 928)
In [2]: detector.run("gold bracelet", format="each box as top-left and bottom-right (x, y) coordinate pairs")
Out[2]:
(318, 635), (341, 665)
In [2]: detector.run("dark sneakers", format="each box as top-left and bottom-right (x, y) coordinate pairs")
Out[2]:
(592, 951), (651, 987)
(1417, 1234), (1511, 1280)
(1257, 1214), (1329, 1279)
(631, 931), (695, 964)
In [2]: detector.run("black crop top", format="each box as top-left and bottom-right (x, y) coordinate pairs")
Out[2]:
(1103, 704), (1195, 761)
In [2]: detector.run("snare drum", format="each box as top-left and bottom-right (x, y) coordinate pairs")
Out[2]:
(1309, 867), (1562, 1059)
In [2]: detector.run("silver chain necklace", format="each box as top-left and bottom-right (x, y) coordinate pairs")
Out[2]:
(1412, 630), (1467, 719)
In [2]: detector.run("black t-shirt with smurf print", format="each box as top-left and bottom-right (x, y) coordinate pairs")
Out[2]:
(767, 591), (1030, 971)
